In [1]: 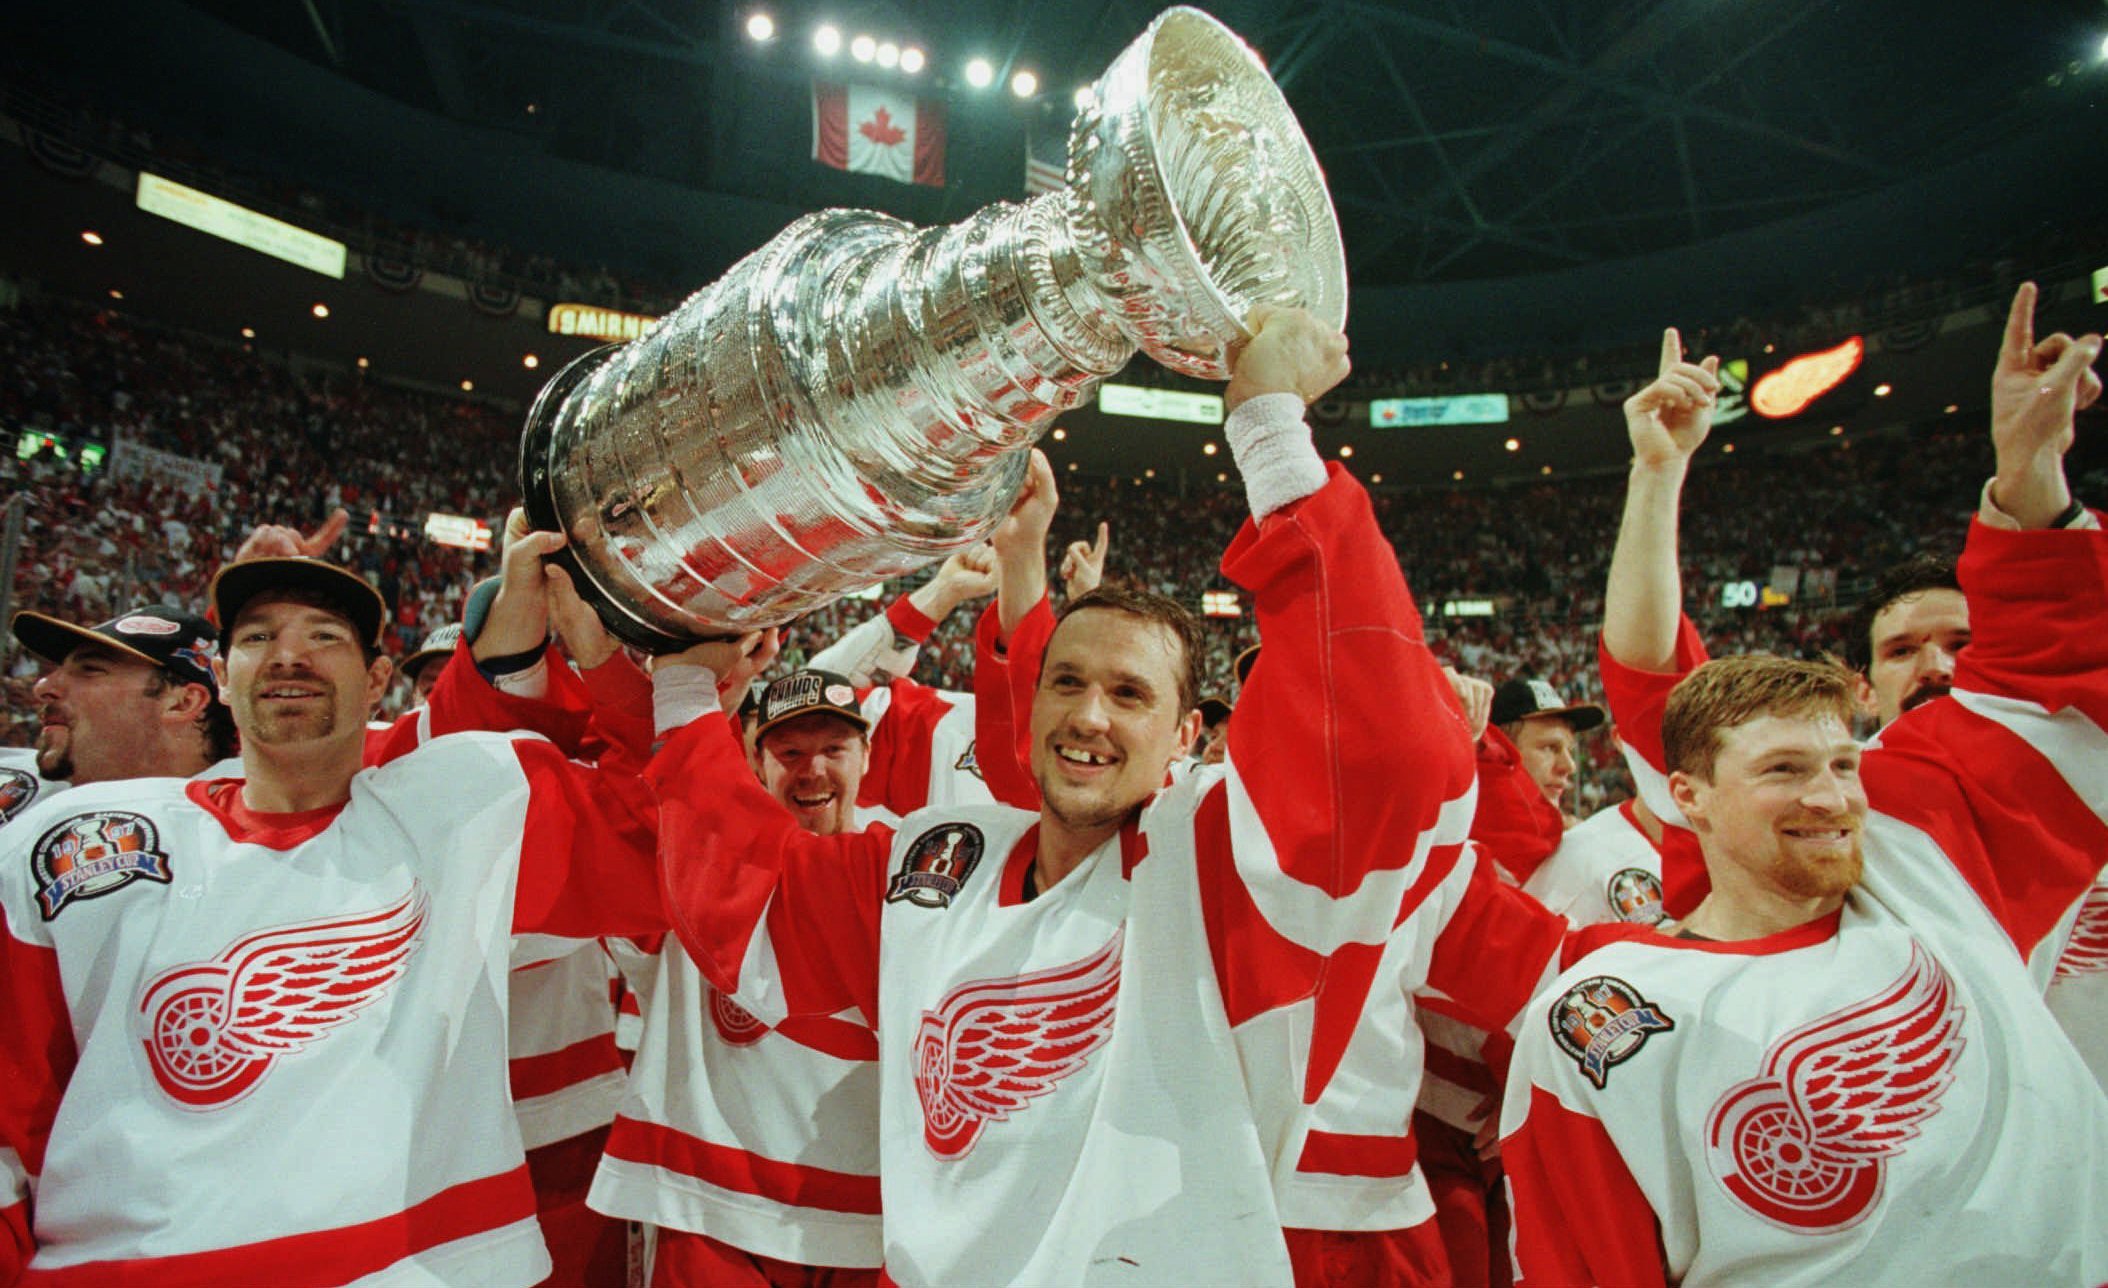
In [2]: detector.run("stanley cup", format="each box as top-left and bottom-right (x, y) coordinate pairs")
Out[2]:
(519, 5), (1346, 650)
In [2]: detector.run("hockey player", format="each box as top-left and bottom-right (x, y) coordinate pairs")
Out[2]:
(1499, 296), (2108, 1284)
(594, 667), (887, 1288)
(653, 308), (1483, 1284)
(0, 537), (722, 1284)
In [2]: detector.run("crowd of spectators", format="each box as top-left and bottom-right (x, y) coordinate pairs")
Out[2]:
(4, 260), (2098, 815)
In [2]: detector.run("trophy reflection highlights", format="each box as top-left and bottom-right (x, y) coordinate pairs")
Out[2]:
(520, 5), (1346, 650)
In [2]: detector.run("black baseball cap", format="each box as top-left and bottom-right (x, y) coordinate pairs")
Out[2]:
(1197, 695), (1233, 726)
(1234, 644), (1261, 688)
(754, 669), (869, 741)
(400, 623), (465, 681)
(209, 558), (388, 651)
(12, 605), (222, 696)
(735, 679), (768, 727)
(1490, 677), (1606, 732)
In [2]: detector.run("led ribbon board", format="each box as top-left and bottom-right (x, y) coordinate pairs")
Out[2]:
(1097, 383), (1225, 425)
(136, 173), (346, 279)
(547, 304), (661, 343)
(1369, 394), (1510, 427)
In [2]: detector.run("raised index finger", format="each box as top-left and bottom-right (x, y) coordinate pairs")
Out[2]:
(2001, 282), (2038, 368)
(1659, 327), (1682, 377)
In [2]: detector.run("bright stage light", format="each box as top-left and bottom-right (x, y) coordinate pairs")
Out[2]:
(965, 57), (994, 88)
(876, 41), (899, 68)
(745, 12), (774, 41)
(813, 24), (841, 56)
(900, 46), (924, 73)
(850, 33), (876, 62)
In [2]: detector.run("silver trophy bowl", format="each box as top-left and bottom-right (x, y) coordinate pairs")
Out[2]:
(520, 5), (1345, 649)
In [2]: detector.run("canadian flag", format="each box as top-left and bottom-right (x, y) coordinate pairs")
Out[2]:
(812, 81), (946, 187)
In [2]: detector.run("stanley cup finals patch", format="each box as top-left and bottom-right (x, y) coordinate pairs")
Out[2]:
(887, 823), (985, 910)
(32, 810), (174, 921)
(1549, 975), (1675, 1088)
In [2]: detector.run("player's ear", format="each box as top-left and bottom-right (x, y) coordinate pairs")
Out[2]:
(1849, 671), (1879, 720)
(1669, 770), (1706, 831)
(365, 655), (394, 709)
(1172, 707), (1203, 761)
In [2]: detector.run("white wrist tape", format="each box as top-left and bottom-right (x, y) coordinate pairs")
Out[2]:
(653, 665), (722, 736)
(1225, 392), (1326, 520)
(487, 657), (550, 701)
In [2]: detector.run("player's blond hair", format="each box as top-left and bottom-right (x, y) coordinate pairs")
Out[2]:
(1661, 654), (1858, 780)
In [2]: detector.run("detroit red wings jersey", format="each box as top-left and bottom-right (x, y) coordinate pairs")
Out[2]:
(0, 729), (671, 1285)
(0, 747), (65, 828)
(858, 681), (992, 816)
(507, 936), (627, 1151)
(1521, 799), (1666, 930)
(1276, 843), (1562, 1233)
(2046, 876), (2108, 1085)
(1502, 516), (2108, 1286)
(657, 465), (1481, 1285)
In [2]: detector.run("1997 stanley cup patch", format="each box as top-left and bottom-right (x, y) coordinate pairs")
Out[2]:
(887, 824), (985, 910)
(32, 810), (174, 921)
(1549, 975), (1675, 1089)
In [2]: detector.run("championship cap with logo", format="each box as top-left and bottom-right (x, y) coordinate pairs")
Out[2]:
(400, 623), (465, 681)
(12, 605), (222, 697)
(1489, 677), (1607, 732)
(208, 557), (389, 651)
(754, 668), (869, 740)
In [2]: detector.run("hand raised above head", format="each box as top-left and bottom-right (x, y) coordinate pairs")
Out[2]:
(1224, 306), (1350, 412)
(1622, 328), (1721, 470)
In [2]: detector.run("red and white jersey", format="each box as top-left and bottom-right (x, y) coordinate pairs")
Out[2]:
(508, 936), (627, 1151)
(858, 681), (992, 816)
(1502, 517), (2108, 1287)
(0, 729), (672, 1285)
(657, 466), (1480, 1285)
(1276, 844), (1563, 1233)
(0, 748), (65, 828)
(1520, 799), (1666, 930)
(590, 924), (883, 1268)
(1602, 604), (2108, 1092)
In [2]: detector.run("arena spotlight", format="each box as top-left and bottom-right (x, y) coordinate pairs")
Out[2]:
(965, 57), (995, 88)
(1503, 437), (1521, 452)
(1452, 470), (1464, 481)
(356, 356), (370, 369)
(1873, 382), (1892, 396)
(1831, 425), (1846, 436)
(1203, 441), (1217, 455)
(850, 33), (876, 62)
(813, 24), (841, 57)
(1722, 443), (1736, 454)
(107, 289), (123, 300)
(1943, 404), (1959, 414)
(460, 379), (475, 392)
(523, 354), (540, 370)
(1338, 445), (1354, 458)
(1217, 472), (1228, 482)
(1052, 427), (1067, 441)
(241, 326), (256, 338)
(1371, 473), (1383, 483)
(1540, 464), (1553, 474)
(1067, 461), (1077, 471)
(311, 303), (330, 319)
(1144, 467), (1156, 478)
(1012, 69), (1039, 98)
(900, 47), (925, 74)
(745, 12), (775, 42)
(876, 41), (899, 69)
(80, 230), (103, 246)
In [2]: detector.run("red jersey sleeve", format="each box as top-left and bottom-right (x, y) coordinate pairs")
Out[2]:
(362, 643), (596, 768)
(1, 912), (75, 1280)
(1598, 618), (1712, 918)
(859, 679), (954, 817)
(507, 736), (667, 938)
(576, 653), (657, 774)
(970, 597), (1055, 812)
(1861, 516), (2108, 958)
(1469, 727), (1566, 883)
(1420, 854), (1567, 1037)
(1196, 464), (1480, 1096)
(1502, 1084), (1667, 1288)
(656, 714), (893, 1028)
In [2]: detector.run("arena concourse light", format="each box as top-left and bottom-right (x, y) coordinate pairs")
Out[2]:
(1831, 425), (1846, 436)
(107, 289), (123, 300)
(356, 356), (369, 369)
(241, 326), (256, 338)
(1051, 427), (1067, 440)
(1453, 470), (1465, 480)
(1338, 444), (1353, 458)
(850, 33), (876, 63)
(80, 230), (102, 246)
(311, 303), (330, 319)
(1722, 443), (1736, 454)
(900, 46), (925, 74)
(1371, 473), (1383, 483)
(1943, 404), (1959, 414)
(460, 379), (475, 392)
(1540, 464), (1553, 473)
(964, 57), (994, 88)
(523, 354), (540, 369)
(1144, 468), (1156, 478)
(1504, 437), (1521, 452)
(1012, 69), (1039, 98)
(876, 41), (899, 69)
(1874, 382), (1893, 396)
(745, 12), (774, 42)
(813, 24), (841, 57)
(1203, 441), (1217, 455)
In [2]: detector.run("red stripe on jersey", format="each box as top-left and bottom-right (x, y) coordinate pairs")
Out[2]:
(1295, 1129), (1420, 1178)
(1502, 1085), (1665, 1288)
(600, 1117), (882, 1215)
(860, 680), (950, 817)
(1865, 702), (2108, 960)
(1421, 1042), (1500, 1096)
(2, 925), (74, 1180)
(19, 1166), (537, 1287)
(509, 1033), (624, 1101)
(525, 1124), (611, 1212)
(1195, 783), (1323, 1027)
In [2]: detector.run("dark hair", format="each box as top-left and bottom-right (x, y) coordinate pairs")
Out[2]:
(1839, 554), (1960, 676)
(1051, 583), (1203, 714)
(1662, 655), (1858, 780)
(144, 667), (239, 762)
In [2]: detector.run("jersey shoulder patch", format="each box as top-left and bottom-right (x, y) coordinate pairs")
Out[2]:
(31, 809), (174, 921)
(888, 822), (987, 910)
(1547, 973), (1676, 1089)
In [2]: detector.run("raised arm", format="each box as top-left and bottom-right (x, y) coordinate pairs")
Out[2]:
(1602, 328), (1720, 671)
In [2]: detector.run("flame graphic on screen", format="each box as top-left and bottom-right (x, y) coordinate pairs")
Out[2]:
(1750, 337), (1864, 419)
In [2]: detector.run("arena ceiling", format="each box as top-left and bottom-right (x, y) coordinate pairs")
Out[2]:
(142, 0), (2108, 286)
